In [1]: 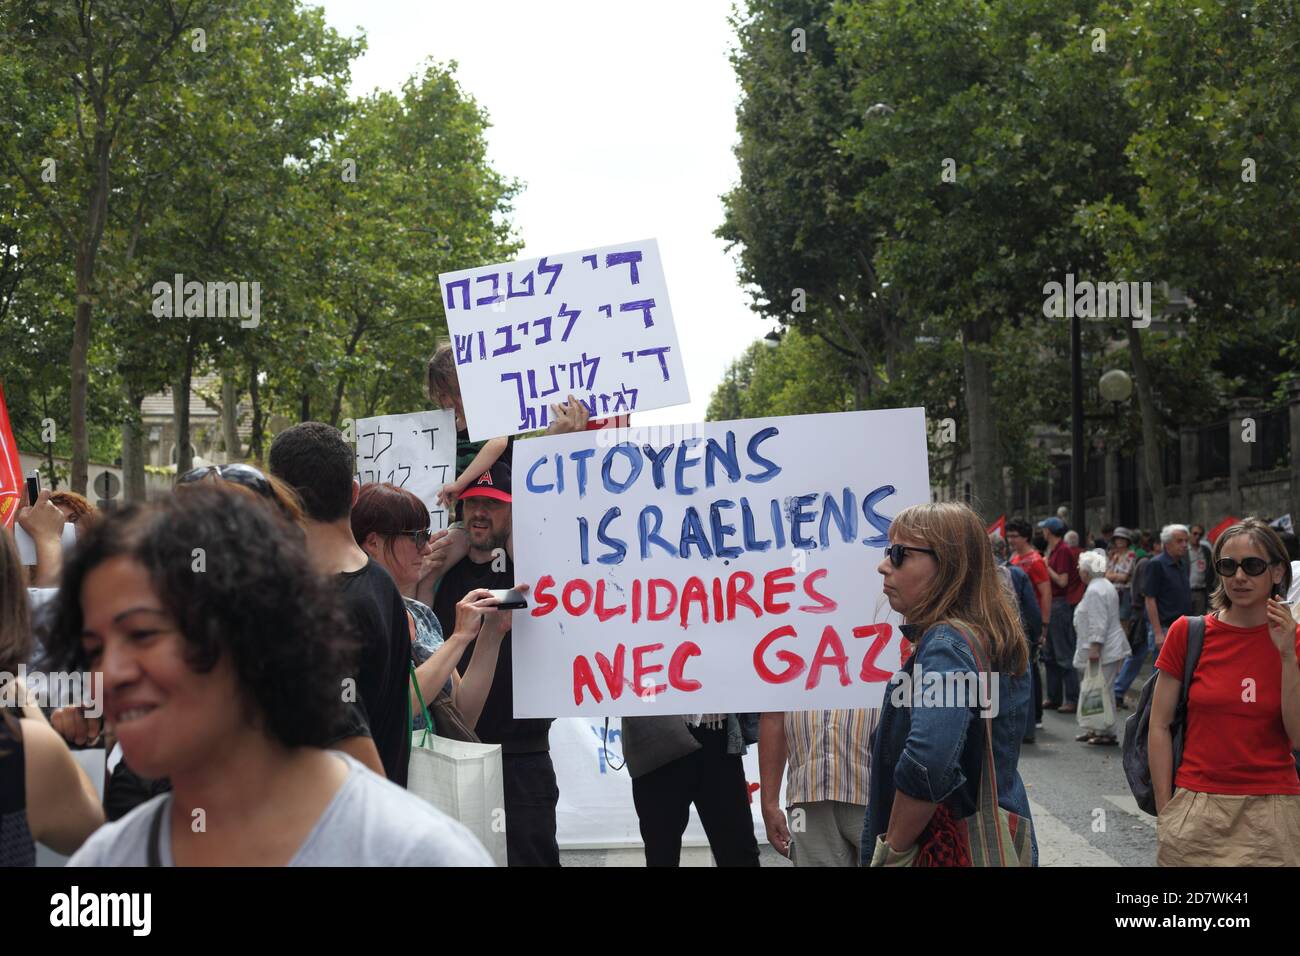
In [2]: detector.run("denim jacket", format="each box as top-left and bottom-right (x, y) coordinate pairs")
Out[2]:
(862, 622), (1037, 865)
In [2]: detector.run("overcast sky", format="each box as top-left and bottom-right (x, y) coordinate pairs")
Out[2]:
(314, 0), (765, 425)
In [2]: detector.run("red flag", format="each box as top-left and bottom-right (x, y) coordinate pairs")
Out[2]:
(1207, 516), (1239, 544)
(987, 515), (1006, 539)
(0, 382), (24, 529)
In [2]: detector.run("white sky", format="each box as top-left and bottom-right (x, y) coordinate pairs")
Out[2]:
(314, 0), (766, 425)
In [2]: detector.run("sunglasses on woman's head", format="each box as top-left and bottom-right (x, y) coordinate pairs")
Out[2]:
(178, 463), (272, 498)
(886, 543), (937, 568)
(1215, 557), (1273, 577)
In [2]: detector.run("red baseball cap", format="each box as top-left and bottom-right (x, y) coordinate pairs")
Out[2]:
(459, 460), (511, 503)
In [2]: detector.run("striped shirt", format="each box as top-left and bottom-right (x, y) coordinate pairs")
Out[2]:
(783, 708), (879, 807)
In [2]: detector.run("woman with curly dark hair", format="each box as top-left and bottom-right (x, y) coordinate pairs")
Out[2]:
(45, 484), (492, 866)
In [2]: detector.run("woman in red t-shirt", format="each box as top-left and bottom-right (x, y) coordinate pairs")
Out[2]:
(1150, 518), (1300, 866)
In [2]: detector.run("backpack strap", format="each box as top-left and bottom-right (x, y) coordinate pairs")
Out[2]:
(1172, 616), (1205, 770)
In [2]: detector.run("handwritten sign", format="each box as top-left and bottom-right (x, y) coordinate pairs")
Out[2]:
(438, 239), (689, 440)
(511, 408), (930, 717)
(353, 409), (457, 531)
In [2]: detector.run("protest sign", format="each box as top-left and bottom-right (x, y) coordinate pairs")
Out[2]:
(511, 408), (930, 717)
(353, 409), (457, 531)
(438, 239), (689, 440)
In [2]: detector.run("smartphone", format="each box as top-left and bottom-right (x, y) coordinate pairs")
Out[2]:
(26, 470), (41, 506)
(488, 588), (529, 610)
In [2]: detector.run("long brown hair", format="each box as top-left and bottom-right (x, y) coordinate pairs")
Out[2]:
(890, 501), (1028, 674)
(1209, 517), (1292, 612)
(0, 527), (31, 675)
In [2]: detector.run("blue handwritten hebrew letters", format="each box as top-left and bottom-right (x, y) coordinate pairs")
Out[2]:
(438, 239), (690, 439)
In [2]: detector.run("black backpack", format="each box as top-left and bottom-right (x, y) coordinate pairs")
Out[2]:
(1122, 616), (1204, 816)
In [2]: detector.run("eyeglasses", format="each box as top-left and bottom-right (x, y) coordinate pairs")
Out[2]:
(886, 543), (937, 568)
(178, 463), (272, 498)
(1215, 557), (1273, 578)
(390, 528), (432, 549)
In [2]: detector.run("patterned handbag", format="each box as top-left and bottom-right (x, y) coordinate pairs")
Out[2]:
(912, 626), (1033, 867)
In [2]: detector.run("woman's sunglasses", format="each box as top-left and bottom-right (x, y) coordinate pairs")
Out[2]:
(886, 543), (937, 568)
(390, 528), (433, 549)
(178, 463), (273, 498)
(1215, 557), (1274, 578)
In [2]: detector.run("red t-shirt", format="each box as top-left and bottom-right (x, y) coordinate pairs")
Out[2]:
(1047, 542), (1084, 604)
(1155, 615), (1300, 796)
(1012, 550), (1050, 618)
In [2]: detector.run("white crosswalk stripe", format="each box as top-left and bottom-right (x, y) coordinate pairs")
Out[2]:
(1027, 799), (1122, 866)
(1103, 794), (1156, 829)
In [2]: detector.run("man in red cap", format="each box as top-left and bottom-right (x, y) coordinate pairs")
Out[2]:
(431, 460), (560, 867)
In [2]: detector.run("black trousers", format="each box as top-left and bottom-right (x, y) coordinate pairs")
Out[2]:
(630, 725), (760, 867)
(502, 752), (561, 867)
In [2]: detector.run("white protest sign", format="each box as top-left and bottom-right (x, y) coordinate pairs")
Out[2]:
(353, 409), (457, 531)
(438, 238), (689, 440)
(511, 408), (929, 717)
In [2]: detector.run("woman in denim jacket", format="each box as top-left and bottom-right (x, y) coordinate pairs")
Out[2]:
(863, 502), (1037, 866)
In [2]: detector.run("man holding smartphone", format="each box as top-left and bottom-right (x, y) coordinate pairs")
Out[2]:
(432, 461), (560, 867)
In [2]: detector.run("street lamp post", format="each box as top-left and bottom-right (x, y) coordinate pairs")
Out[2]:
(1071, 315), (1085, 537)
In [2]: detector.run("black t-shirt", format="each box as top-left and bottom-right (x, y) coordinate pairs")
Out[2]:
(337, 560), (412, 786)
(432, 554), (553, 753)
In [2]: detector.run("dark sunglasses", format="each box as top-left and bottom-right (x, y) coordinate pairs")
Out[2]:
(1215, 557), (1274, 578)
(178, 463), (272, 497)
(390, 528), (433, 549)
(886, 543), (937, 568)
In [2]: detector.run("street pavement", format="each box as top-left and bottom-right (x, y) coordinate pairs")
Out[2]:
(561, 678), (1158, 867)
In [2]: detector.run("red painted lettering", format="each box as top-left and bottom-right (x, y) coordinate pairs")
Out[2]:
(531, 574), (558, 617)
(798, 568), (837, 614)
(562, 579), (594, 616)
(679, 576), (711, 629)
(648, 578), (677, 622)
(763, 567), (796, 614)
(573, 654), (603, 705)
(726, 571), (761, 621)
(594, 645), (626, 700)
(805, 625), (850, 689)
(593, 579), (627, 622)
(632, 643), (667, 698)
(853, 623), (895, 682)
(753, 624), (805, 684)
(668, 641), (702, 692)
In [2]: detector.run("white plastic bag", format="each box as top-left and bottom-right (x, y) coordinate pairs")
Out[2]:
(1077, 660), (1116, 732)
(408, 732), (507, 867)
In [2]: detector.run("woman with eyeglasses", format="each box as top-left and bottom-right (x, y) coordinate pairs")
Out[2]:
(1150, 517), (1300, 866)
(351, 483), (503, 732)
(863, 502), (1036, 867)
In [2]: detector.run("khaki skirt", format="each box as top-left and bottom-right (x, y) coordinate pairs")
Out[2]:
(1157, 789), (1300, 866)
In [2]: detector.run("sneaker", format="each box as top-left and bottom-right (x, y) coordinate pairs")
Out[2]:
(1035, 721), (1044, 729)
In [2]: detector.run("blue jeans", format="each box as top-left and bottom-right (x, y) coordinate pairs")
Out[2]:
(1113, 620), (1151, 703)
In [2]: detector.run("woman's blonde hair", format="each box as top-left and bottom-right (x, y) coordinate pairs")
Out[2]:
(1209, 517), (1292, 612)
(889, 501), (1028, 675)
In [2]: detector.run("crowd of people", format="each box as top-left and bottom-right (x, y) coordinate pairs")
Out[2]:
(3, 349), (1298, 867)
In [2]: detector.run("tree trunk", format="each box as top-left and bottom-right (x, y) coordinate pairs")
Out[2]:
(1127, 326), (1168, 528)
(961, 319), (1001, 522)
(248, 361), (265, 462)
(221, 375), (242, 461)
(121, 388), (147, 504)
(70, 262), (93, 494)
(173, 331), (197, 475)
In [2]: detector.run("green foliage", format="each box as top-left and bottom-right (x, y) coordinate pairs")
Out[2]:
(0, 0), (517, 472)
(706, 327), (856, 420)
